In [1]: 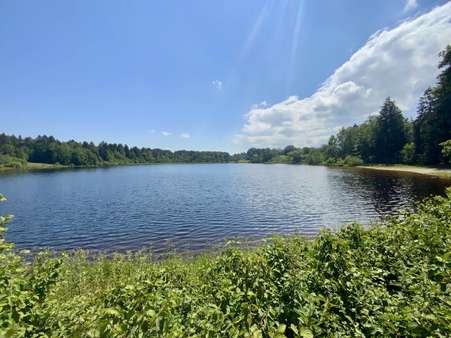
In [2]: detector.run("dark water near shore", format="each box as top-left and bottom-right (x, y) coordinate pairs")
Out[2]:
(0, 164), (449, 253)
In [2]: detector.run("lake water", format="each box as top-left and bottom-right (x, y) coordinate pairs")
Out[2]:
(0, 164), (449, 253)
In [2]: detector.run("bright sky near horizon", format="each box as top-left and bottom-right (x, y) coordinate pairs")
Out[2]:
(1, 0), (450, 152)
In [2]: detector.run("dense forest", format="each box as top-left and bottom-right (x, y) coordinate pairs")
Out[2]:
(1, 46), (450, 170)
(0, 134), (231, 168)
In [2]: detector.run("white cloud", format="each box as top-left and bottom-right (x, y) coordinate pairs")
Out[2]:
(403, 0), (418, 13)
(235, 3), (451, 149)
(180, 133), (191, 139)
(211, 80), (223, 91)
(161, 131), (172, 137)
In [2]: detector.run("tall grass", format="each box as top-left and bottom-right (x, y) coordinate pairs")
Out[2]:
(1, 190), (450, 337)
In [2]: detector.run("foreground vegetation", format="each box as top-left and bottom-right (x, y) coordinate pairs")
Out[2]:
(1, 190), (450, 337)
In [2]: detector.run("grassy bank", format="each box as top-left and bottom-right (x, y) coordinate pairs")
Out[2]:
(358, 164), (451, 179)
(0, 155), (69, 172)
(24, 162), (68, 170)
(0, 159), (153, 173)
(1, 191), (451, 337)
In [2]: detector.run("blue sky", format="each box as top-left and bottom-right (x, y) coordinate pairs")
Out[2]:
(1, 0), (450, 152)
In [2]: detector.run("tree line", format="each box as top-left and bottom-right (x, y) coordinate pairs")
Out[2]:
(1, 46), (450, 169)
(235, 45), (451, 166)
(0, 134), (231, 167)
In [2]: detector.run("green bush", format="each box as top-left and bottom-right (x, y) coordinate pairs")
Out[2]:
(343, 155), (364, 167)
(440, 139), (451, 164)
(401, 142), (415, 164)
(268, 155), (292, 164)
(322, 157), (338, 166)
(1, 190), (450, 336)
(0, 155), (27, 170)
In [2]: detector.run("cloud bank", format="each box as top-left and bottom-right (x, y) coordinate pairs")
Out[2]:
(235, 3), (451, 148)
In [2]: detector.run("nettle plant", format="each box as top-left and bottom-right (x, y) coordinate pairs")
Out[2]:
(0, 194), (62, 336)
(0, 194), (14, 253)
(0, 194), (29, 336)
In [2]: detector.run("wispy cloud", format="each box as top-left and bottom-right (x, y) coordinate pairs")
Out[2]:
(180, 133), (191, 139)
(211, 80), (223, 91)
(235, 2), (451, 149)
(149, 130), (189, 139)
(403, 0), (418, 13)
(251, 101), (268, 109)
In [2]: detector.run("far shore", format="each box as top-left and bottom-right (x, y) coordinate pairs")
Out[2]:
(358, 164), (451, 179)
(2, 161), (451, 180)
(0, 161), (239, 173)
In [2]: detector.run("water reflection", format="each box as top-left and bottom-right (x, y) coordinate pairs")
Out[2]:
(0, 164), (449, 253)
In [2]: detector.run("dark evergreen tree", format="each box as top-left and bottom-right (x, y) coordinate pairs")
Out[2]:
(433, 46), (451, 161)
(374, 98), (407, 164)
(414, 88), (437, 163)
(413, 46), (451, 164)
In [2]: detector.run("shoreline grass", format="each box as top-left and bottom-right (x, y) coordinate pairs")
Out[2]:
(0, 161), (68, 172)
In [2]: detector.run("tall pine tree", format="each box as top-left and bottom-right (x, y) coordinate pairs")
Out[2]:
(414, 88), (437, 163)
(374, 98), (407, 164)
(434, 46), (451, 161)
(414, 46), (451, 164)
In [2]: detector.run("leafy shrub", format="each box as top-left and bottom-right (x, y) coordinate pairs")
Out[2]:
(343, 155), (364, 167)
(440, 139), (451, 164)
(401, 142), (415, 164)
(0, 155), (27, 170)
(268, 155), (292, 164)
(0, 190), (450, 336)
(322, 157), (338, 166)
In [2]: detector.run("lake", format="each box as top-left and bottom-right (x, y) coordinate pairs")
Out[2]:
(0, 164), (449, 254)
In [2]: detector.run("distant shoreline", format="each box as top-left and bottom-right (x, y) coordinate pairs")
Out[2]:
(0, 161), (238, 173)
(2, 162), (451, 180)
(358, 165), (451, 179)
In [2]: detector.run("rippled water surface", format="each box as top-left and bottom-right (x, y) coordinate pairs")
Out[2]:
(0, 164), (449, 253)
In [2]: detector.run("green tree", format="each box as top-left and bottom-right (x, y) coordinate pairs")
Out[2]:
(439, 139), (451, 164)
(286, 149), (304, 164)
(400, 143), (415, 164)
(414, 46), (451, 164)
(325, 135), (340, 160)
(414, 88), (438, 163)
(282, 145), (296, 155)
(374, 98), (407, 163)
